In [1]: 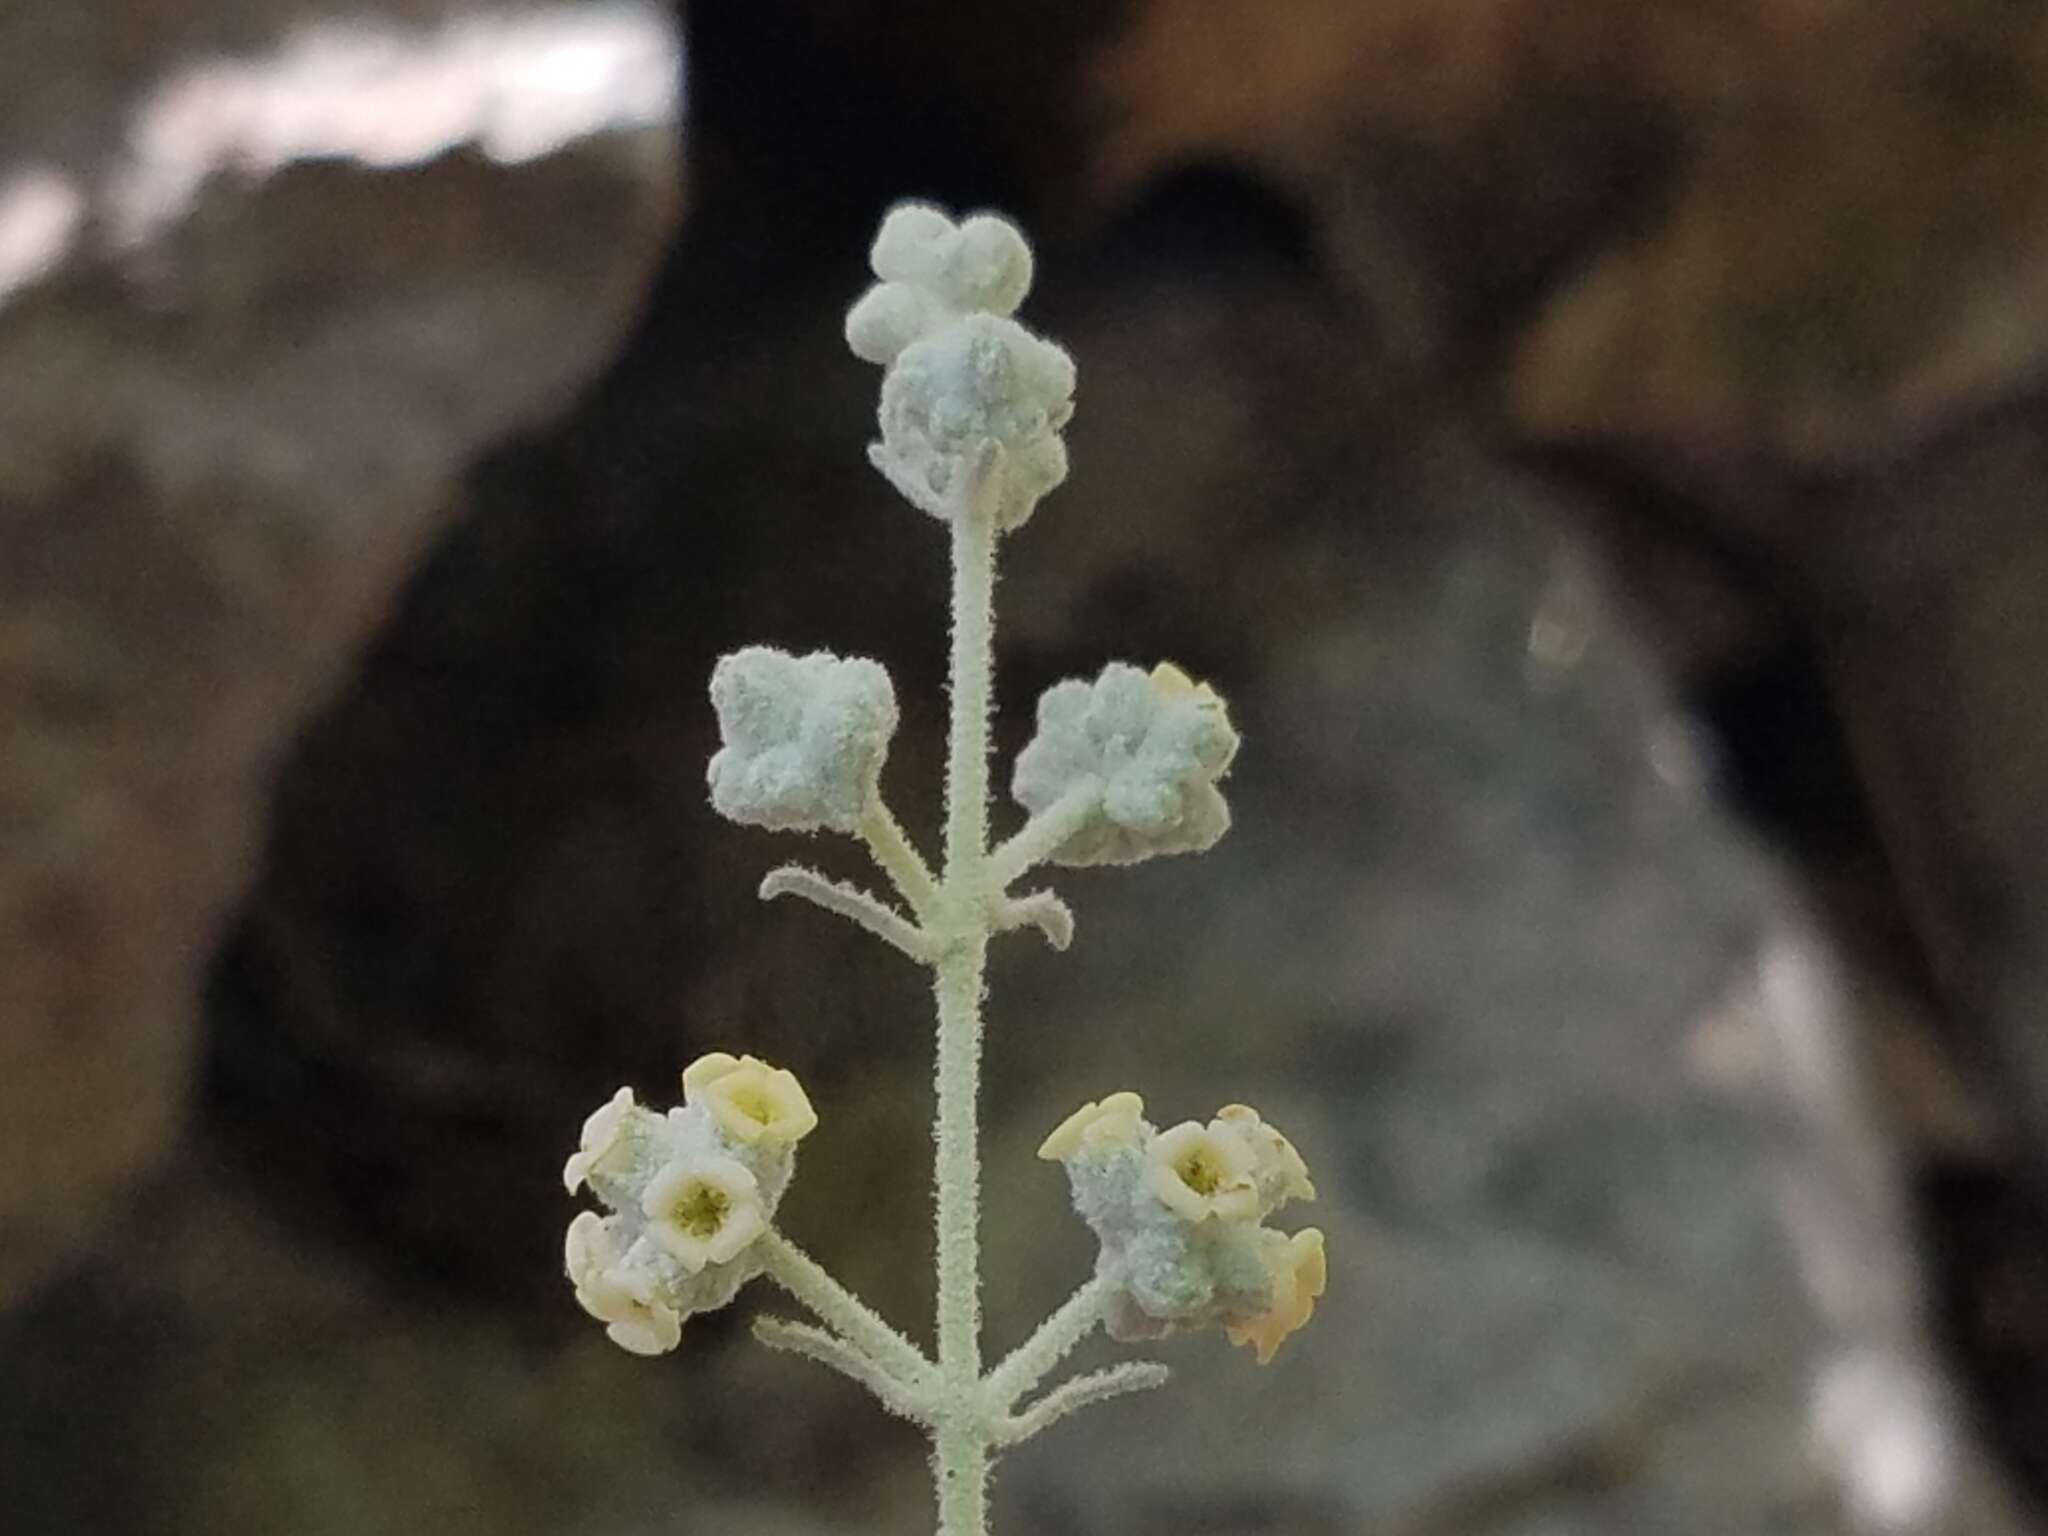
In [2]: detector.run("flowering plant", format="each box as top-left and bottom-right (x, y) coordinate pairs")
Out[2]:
(561, 203), (1326, 1535)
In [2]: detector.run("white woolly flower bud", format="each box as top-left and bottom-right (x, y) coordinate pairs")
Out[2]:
(871, 313), (1073, 530)
(944, 213), (1034, 316)
(1040, 1092), (1326, 1363)
(1012, 662), (1239, 866)
(846, 281), (950, 366)
(867, 203), (1033, 320)
(869, 203), (956, 288)
(708, 647), (897, 834)
(562, 1053), (819, 1354)
(848, 203), (1072, 531)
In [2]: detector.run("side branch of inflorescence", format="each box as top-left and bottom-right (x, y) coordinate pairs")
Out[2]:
(754, 1316), (938, 1426)
(986, 778), (1102, 890)
(990, 1361), (1170, 1447)
(861, 799), (945, 924)
(982, 1270), (1117, 1409)
(759, 863), (936, 962)
(757, 1229), (937, 1391)
(992, 888), (1074, 950)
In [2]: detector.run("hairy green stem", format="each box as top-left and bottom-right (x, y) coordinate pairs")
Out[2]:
(753, 1316), (937, 1426)
(862, 799), (943, 923)
(983, 1270), (1116, 1410)
(992, 1361), (1170, 1447)
(932, 466), (1000, 1535)
(757, 1229), (934, 1390)
(759, 864), (934, 962)
(987, 779), (1101, 890)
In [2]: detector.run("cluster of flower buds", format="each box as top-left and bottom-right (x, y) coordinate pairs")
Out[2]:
(1012, 662), (1241, 866)
(1039, 1093), (1325, 1364)
(707, 647), (898, 835)
(563, 1054), (818, 1355)
(845, 203), (1075, 531)
(704, 648), (1242, 881)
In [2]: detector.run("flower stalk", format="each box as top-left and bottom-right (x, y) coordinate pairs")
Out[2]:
(557, 203), (1324, 1536)
(758, 864), (935, 962)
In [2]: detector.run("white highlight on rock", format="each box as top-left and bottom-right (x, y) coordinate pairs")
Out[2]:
(0, 167), (85, 305)
(1812, 1347), (1957, 1532)
(1701, 923), (1971, 1531)
(106, 3), (680, 248)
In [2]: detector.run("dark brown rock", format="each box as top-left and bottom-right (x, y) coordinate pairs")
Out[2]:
(0, 0), (680, 1305)
(1507, 0), (2048, 473)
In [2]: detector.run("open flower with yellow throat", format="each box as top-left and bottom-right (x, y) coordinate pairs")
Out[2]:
(682, 1051), (820, 1147)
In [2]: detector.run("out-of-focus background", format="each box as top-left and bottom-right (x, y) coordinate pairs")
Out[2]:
(6, 1), (2048, 1531)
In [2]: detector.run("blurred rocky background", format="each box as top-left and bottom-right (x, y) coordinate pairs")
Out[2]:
(4, 1), (2048, 1533)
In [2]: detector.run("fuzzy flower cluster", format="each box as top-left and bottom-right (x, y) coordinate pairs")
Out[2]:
(845, 203), (1075, 531)
(1013, 662), (1240, 866)
(1039, 1093), (1325, 1364)
(563, 1053), (818, 1355)
(708, 647), (897, 835)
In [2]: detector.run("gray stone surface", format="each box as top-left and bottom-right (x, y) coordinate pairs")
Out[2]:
(0, 0), (679, 1304)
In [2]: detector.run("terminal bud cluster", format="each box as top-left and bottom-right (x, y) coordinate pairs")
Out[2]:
(848, 203), (1075, 531)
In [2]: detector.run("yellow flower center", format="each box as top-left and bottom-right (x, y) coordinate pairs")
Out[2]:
(1175, 1143), (1229, 1197)
(725, 1082), (779, 1128)
(668, 1180), (732, 1239)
